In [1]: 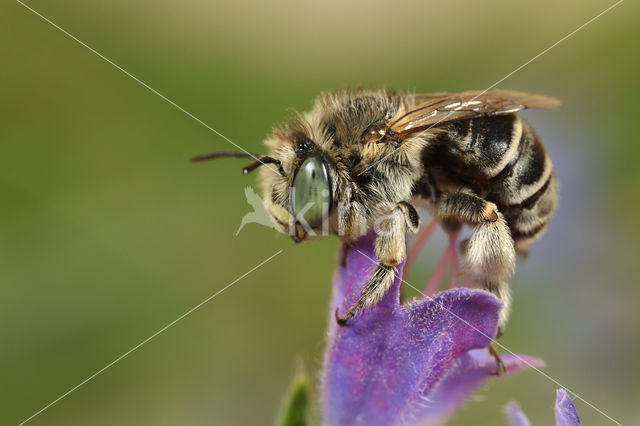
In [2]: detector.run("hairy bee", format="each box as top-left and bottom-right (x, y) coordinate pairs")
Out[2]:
(193, 89), (560, 329)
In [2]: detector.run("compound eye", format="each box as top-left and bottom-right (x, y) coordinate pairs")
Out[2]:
(291, 157), (331, 228)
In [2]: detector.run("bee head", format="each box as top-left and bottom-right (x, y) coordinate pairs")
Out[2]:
(190, 90), (420, 242)
(190, 125), (338, 243)
(259, 131), (335, 243)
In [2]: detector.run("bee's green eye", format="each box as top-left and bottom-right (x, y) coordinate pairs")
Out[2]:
(291, 157), (331, 228)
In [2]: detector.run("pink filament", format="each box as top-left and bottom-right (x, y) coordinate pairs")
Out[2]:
(461, 270), (474, 288)
(424, 248), (451, 296)
(403, 219), (438, 278)
(448, 231), (460, 289)
(424, 230), (460, 296)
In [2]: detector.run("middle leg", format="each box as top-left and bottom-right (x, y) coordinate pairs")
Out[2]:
(430, 191), (516, 329)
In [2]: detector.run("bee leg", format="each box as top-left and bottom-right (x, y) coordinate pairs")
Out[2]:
(336, 263), (396, 326)
(431, 190), (500, 224)
(338, 182), (368, 240)
(432, 191), (515, 329)
(336, 202), (420, 326)
(488, 344), (507, 375)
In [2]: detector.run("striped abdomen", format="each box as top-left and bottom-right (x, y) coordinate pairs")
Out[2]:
(432, 114), (558, 255)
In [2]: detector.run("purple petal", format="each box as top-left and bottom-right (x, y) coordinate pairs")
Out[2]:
(505, 402), (532, 426)
(323, 231), (503, 425)
(418, 350), (545, 425)
(555, 389), (582, 426)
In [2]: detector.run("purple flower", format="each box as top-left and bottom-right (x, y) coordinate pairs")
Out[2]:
(555, 389), (582, 426)
(323, 231), (544, 425)
(505, 402), (532, 426)
(505, 389), (582, 426)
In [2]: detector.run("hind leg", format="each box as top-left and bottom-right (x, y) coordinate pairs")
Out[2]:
(431, 191), (515, 329)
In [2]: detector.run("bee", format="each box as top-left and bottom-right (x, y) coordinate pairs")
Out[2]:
(193, 89), (560, 330)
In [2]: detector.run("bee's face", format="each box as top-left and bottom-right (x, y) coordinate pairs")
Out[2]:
(258, 91), (426, 242)
(261, 131), (337, 242)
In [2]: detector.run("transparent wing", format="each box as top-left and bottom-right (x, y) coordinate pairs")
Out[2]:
(390, 90), (561, 136)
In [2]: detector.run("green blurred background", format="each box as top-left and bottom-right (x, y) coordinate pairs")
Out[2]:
(2, 0), (639, 424)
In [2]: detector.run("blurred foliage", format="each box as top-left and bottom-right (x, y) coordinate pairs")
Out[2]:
(1, 0), (639, 425)
(276, 374), (310, 426)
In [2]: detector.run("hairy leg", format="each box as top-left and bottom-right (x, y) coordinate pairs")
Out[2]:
(431, 191), (515, 329)
(338, 182), (367, 240)
(336, 201), (420, 326)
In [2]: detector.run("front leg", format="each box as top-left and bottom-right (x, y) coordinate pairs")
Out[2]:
(338, 182), (368, 240)
(336, 201), (420, 326)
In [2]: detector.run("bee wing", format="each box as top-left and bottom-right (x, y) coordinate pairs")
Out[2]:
(390, 90), (561, 135)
